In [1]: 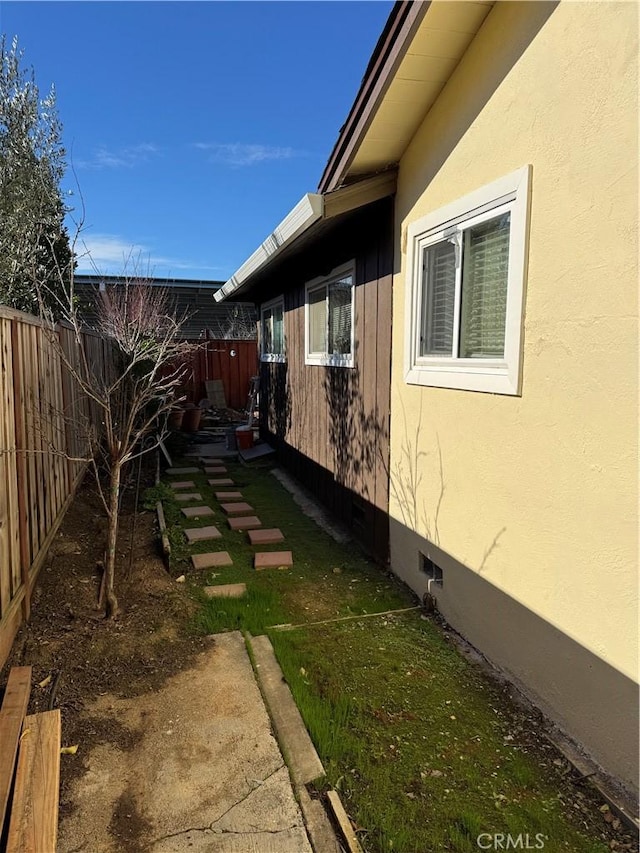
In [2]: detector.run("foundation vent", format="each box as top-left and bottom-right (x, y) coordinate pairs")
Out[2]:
(421, 554), (444, 587)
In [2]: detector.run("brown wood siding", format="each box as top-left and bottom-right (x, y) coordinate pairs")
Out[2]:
(258, 198), (393, 562)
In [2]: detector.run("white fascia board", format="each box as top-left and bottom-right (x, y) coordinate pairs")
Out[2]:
(215, 193), (323, 302)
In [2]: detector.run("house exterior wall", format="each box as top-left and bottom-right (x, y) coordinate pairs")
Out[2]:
(389, 1), (638, 791)
(260, 199), (393, 561)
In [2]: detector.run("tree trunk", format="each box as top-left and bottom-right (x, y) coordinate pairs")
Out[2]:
(100, 461), (121, 618)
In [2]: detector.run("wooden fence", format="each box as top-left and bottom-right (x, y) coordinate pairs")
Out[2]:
(0, 306), (112, 670)
(181, 338), (258, 410)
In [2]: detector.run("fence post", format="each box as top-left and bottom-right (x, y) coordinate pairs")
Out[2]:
(10, 319), (31, 622)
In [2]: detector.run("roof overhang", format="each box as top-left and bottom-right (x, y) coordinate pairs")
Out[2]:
(319, 0), (494, 193)
(215, 171), (396, 302)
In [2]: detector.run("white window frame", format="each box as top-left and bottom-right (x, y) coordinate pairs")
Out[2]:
(404, 165), (531, 396)
(260, 295), (286, 363)
(304, 261), (355, 368)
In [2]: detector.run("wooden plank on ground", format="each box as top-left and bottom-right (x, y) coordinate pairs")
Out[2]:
(326, 789), (364, 853)
(6, 708), (61, 853)
(0, 666), (32, 832)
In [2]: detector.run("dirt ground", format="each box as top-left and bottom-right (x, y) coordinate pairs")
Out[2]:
(2, 470), (207, 844)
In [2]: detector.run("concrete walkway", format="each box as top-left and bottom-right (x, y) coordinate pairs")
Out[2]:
(58, 633), (313, 852)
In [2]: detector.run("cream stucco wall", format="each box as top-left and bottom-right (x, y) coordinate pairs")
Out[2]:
(389, 1), (638, 790)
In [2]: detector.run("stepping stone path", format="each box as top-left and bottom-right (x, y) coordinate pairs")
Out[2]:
(184, 526), (222, 543)
(221, 502), (254, 515)
(248, 528), (285, 545)
(254, 551), (293, 570)
(203, 583), (246, 598)
(182, 506), (215, 519)
(228, 516), (262, 531)
(192, 551), (233, 569)
(167, 461), (286, 590)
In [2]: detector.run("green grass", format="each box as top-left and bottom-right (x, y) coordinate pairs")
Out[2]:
(270, 619), (610, 853)
(159, 457), (620, 853)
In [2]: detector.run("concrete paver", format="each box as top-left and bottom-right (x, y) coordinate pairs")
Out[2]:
(175, 492), (203, 502)
(203, 583), (247, 598)
(166, 467), (199, 475)
(184, 526), (222, 543)
(58, 633), (312, 852)
(248, 529), (285, 545)
(215, 491), (243, 500)
(170, 481), (196, 490)
(208, 478), (234, 486)
(228, 516), (262, 531)
(221, 502), (254, 515)
(182, 506), (215, 519)
(254, 551), (293, 570)
(192, 552), (234, 569)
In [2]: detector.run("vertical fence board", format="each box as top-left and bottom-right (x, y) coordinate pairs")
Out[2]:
(0, 319), (14, 617)
(10, 320), (31, 620)
(178, 339), (257, 410)
(0, 307), (115, 670)
(32, 325), (47, 549)
(25, 325), (39, 552)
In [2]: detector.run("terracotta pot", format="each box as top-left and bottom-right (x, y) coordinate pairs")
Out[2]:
(182, 407), (202, 432)
(168, 409), (184, 430)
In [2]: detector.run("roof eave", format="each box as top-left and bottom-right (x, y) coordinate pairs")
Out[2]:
(214, 193), (323, 303)
(216, 172), (396, 303)
(317, 0), (430, 194)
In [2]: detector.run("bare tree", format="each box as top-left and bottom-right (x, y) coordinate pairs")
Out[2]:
(210, 302), (257, 340)
(41, 273), (196, 618)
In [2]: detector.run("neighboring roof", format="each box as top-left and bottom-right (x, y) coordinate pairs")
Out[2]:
(319, 0), (494, 192)
(214, 172), (396, 302)
(74, 274), (256, 339)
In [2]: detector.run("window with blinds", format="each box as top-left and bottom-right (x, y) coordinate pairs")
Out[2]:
(305, 263), (355, 367)
(420, 239), (456, 356)
(420, 212), (511, 361)
(459, 213), (510, 359)
(260, 298), (285, 361)
(328, 276), (352, 355)
(405, 165), (530, 395)
(308, 285), (327, 354)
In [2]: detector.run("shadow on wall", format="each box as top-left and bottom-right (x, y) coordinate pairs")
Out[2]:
(260, 346), (391, 561)
(263, 360), (292, 443)
(387, 396), (505, 566)
(323, 340), (388, 503)
(387, 396), (638, 793)
(389, 514), (640, 798)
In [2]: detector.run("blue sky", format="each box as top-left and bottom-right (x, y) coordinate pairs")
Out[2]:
(0, 1), (393, 281)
